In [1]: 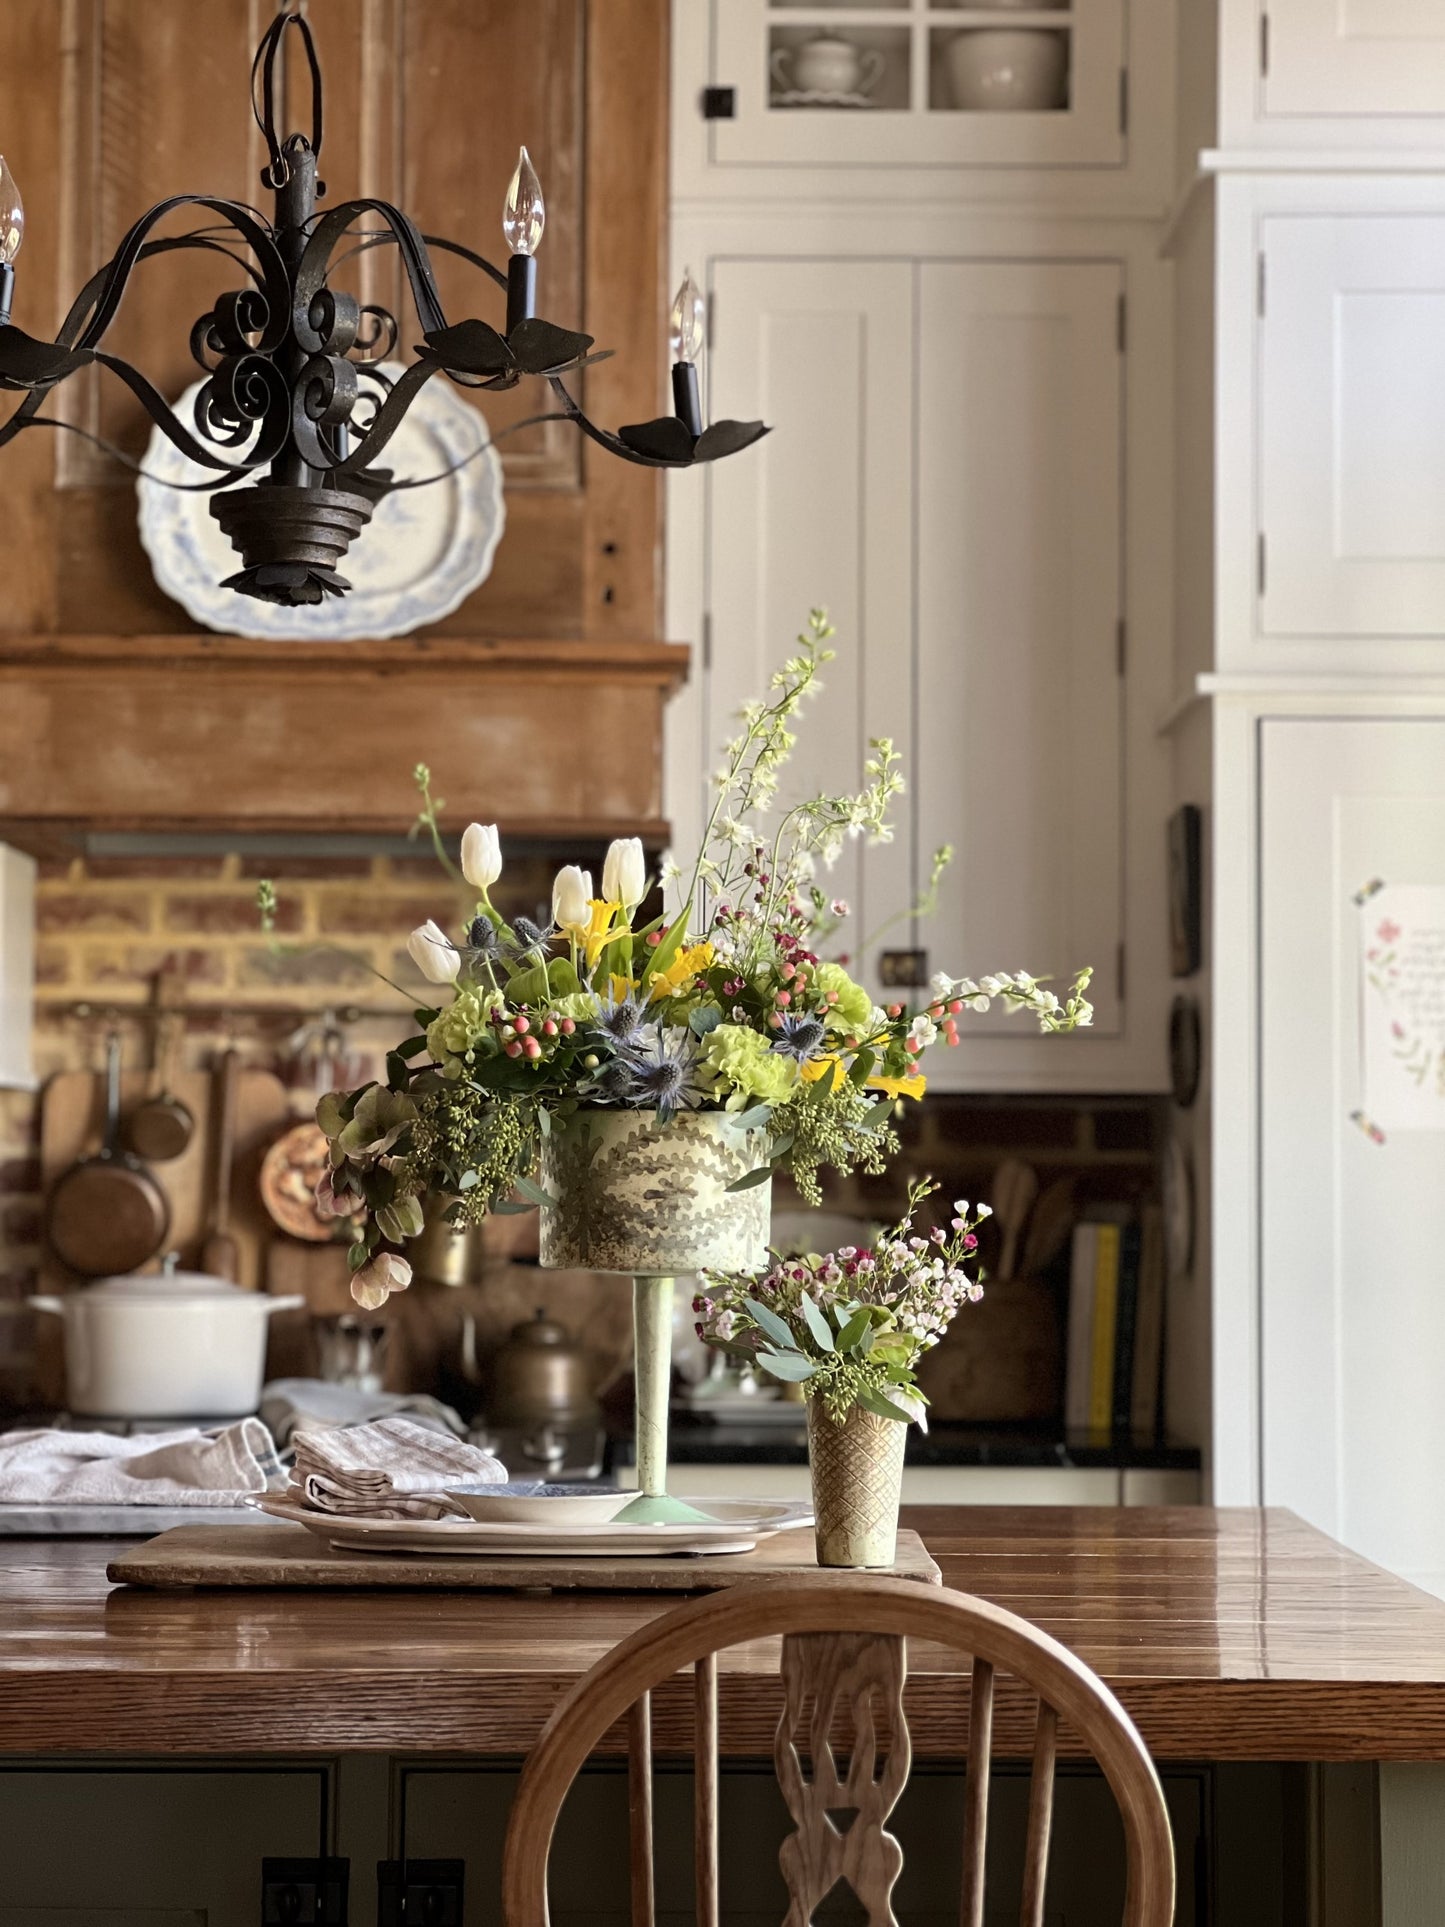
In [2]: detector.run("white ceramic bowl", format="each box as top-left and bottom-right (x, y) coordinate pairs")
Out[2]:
(446, 1484), (632, 1526)
(946, 28), (1069, 112)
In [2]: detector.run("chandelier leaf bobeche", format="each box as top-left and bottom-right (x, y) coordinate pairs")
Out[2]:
(0, 6), (767, 608)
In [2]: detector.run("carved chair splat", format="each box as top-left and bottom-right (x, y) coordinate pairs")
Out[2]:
(501, 1577), (1175, 1927)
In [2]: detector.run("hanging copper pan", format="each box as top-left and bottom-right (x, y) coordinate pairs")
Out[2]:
(47, 1031), (170, 1276)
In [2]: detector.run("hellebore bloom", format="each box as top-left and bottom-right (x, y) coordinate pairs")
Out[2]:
(461, 822), (502, 893)
(602, 836), (647, 914)
(351, 1251), (413, 1311)
(407, 919), (461, 984)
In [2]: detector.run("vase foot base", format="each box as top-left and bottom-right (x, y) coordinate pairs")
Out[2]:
(614, 1492), (715, 1526)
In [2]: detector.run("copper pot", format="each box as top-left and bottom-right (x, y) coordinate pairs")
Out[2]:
(487, 1308), (598, 1429)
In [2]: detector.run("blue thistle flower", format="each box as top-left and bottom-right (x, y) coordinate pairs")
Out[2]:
(590, 992), (649, 1054)
(606, 1028), (711, 1120)
(770, 1012), (826, 1061)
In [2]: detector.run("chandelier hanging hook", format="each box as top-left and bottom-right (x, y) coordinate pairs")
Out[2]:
(251, 5), (326, 197)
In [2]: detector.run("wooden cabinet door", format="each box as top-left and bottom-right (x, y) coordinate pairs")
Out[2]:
(704, 258), (916, 1011)
(1262, 0), (1445, 119)
(916, 260), (1124, 1084)
(0, 1765), (325, 1927)
(1259, 716), (1445, 1599)
(707, 0), (1126, 171)
(1260, 214), (1445, 646)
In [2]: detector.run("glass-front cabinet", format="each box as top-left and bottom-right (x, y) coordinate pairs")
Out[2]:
(708, 0), (1127, 169)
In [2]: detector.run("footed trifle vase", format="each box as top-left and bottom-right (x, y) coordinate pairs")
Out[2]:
(539, 1108), (771, 1522)
(298, 612), (1091, 1546)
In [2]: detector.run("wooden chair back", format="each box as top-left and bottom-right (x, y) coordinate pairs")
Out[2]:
(502, 1574), (1175, 1927)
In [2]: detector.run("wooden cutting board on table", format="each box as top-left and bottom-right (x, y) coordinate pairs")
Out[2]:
(108, 1522), (943, 1593)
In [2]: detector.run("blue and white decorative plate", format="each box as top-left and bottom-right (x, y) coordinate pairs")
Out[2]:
(136, 361), (505, 641)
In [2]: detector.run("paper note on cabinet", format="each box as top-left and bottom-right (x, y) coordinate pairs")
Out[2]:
(1360, 885), (1445, 1131)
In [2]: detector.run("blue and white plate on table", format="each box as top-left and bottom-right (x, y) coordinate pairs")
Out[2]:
(136, 360), (505, 641)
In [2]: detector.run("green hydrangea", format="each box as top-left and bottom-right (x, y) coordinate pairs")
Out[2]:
(701, 1023), (800, 1110)
(427, 988), (505, 1078)
(812, 962), (873, 1035)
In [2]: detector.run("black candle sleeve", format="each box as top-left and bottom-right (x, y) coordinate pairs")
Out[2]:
(672, 360), (702, 439)
(506, 254), (537, 336)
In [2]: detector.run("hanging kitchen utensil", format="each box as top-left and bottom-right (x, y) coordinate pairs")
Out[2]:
(125, 1009), (195, 1163)
(46, 1031), (171, 1276)
(260, 1009), (363, 1241)
(200, 1047), (242, 1280)
(1019, 1175), (1078, 1280)
(990, 1157), (1039, 1280)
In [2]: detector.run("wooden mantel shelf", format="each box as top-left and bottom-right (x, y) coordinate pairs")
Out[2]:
(0, 634), (690, 847)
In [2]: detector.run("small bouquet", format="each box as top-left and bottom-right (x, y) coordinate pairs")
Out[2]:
(299, 612), (1092, 1309)
(692, 1180), (989, 1429)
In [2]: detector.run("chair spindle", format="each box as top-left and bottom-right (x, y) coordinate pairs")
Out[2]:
(960, 1656), (995, 1927)
(694, 1653), (720, 1927)
(1019, 1700), (1059, 1927)
(628, 1691), (655, 1927)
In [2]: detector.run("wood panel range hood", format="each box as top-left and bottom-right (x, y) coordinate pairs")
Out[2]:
(0, 0), (680, 856)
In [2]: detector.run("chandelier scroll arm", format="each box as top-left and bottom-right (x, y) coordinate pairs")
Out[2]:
(294, 200), (449, 347)
(93, 349), (291, 477)
(329, 355), (445, 481)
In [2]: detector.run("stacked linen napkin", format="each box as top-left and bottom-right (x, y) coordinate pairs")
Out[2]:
(287, 1414), (506, 1520)
(0, 1419), (283, 1505)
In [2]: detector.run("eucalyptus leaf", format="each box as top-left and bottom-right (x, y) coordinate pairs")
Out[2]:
(492, 1198), (538, 1215)
(457, 1170), (480, 1191)
(835, 1306), (873, 1353)
(857, 1385), (913, 1424)
(729, 1103), (772, 1134)
(799, 1294), (835, 1353)
(513, 1174), (554, 1208)
(689, 1005), (722, 1039)
(847, 1048), (876, 1088)
(756, 1350), (817, 1384)
(725, 1166), (773, 1194)
(744, 1296), (798, 1353)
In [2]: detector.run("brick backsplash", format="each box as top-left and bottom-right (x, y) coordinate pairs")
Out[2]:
(0, 852), (1166, 1410)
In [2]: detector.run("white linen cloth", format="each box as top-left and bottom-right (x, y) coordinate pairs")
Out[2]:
(0, 1420), (282, 1505)
(260, 1379), (467, 1447)
(287, 1414), (507, 1519)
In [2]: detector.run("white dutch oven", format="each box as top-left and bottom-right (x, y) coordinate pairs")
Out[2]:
(30, 1272), (304, 1418)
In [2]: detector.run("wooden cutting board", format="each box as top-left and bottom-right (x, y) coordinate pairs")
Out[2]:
(107, 1522), (943, 1593)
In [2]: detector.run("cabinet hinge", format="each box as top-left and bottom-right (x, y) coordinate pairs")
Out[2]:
(1116, 291), (1127, 354)
(1116, 940), (1126, 1004)
(701, 85), (736, 121)
(1115, 616), (1127, 677)
(1256, 251), (1267, 318)
(1257, 532), (1268, 597)
(701, 611), (713, 671)
(1259, 10), (1270, 78)
(1118, 67), (1129, 137)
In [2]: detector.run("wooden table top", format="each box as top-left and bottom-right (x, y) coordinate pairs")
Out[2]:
(3, 1506), (1445, 1762)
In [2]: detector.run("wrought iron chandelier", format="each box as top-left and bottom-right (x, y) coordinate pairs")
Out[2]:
(0, 6), (766, 608)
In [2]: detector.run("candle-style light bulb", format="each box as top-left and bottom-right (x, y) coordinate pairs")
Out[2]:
(669, 269), (705, 440)
(0, 156), (23, 268)
(670, 269), (705, 366)
(503, 146), (545, 258)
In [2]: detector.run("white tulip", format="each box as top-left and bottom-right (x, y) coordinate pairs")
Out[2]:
(460, 822), (502, 892)
(552, 865), (593, 932)
(602, 836), (647, 912)
(407, 919), (461, 984)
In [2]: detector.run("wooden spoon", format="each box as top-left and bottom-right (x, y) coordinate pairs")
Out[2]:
(200, 1047), (241, 1281)
(990, 1158), (1039, 1281)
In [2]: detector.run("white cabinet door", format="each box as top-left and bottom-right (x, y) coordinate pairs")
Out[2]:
(1260, 717), (1445, 1598)
(1263, 0), (1445, 119)
(917, 261), (1124, 1074)
(1260, 215), (1445, 644)
(708, 0), (1126, 170)
(706, 260), (916, 1009)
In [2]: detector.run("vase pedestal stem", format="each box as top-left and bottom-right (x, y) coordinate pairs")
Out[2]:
(614, 1272), (710, 1525)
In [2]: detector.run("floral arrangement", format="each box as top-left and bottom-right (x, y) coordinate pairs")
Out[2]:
(693, 1181), (989, 1427)
(301, 612), (1093, 1309)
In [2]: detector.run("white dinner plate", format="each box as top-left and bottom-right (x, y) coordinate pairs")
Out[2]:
(257, 1495), (813, 1559)
(136, 361), (505, 640)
